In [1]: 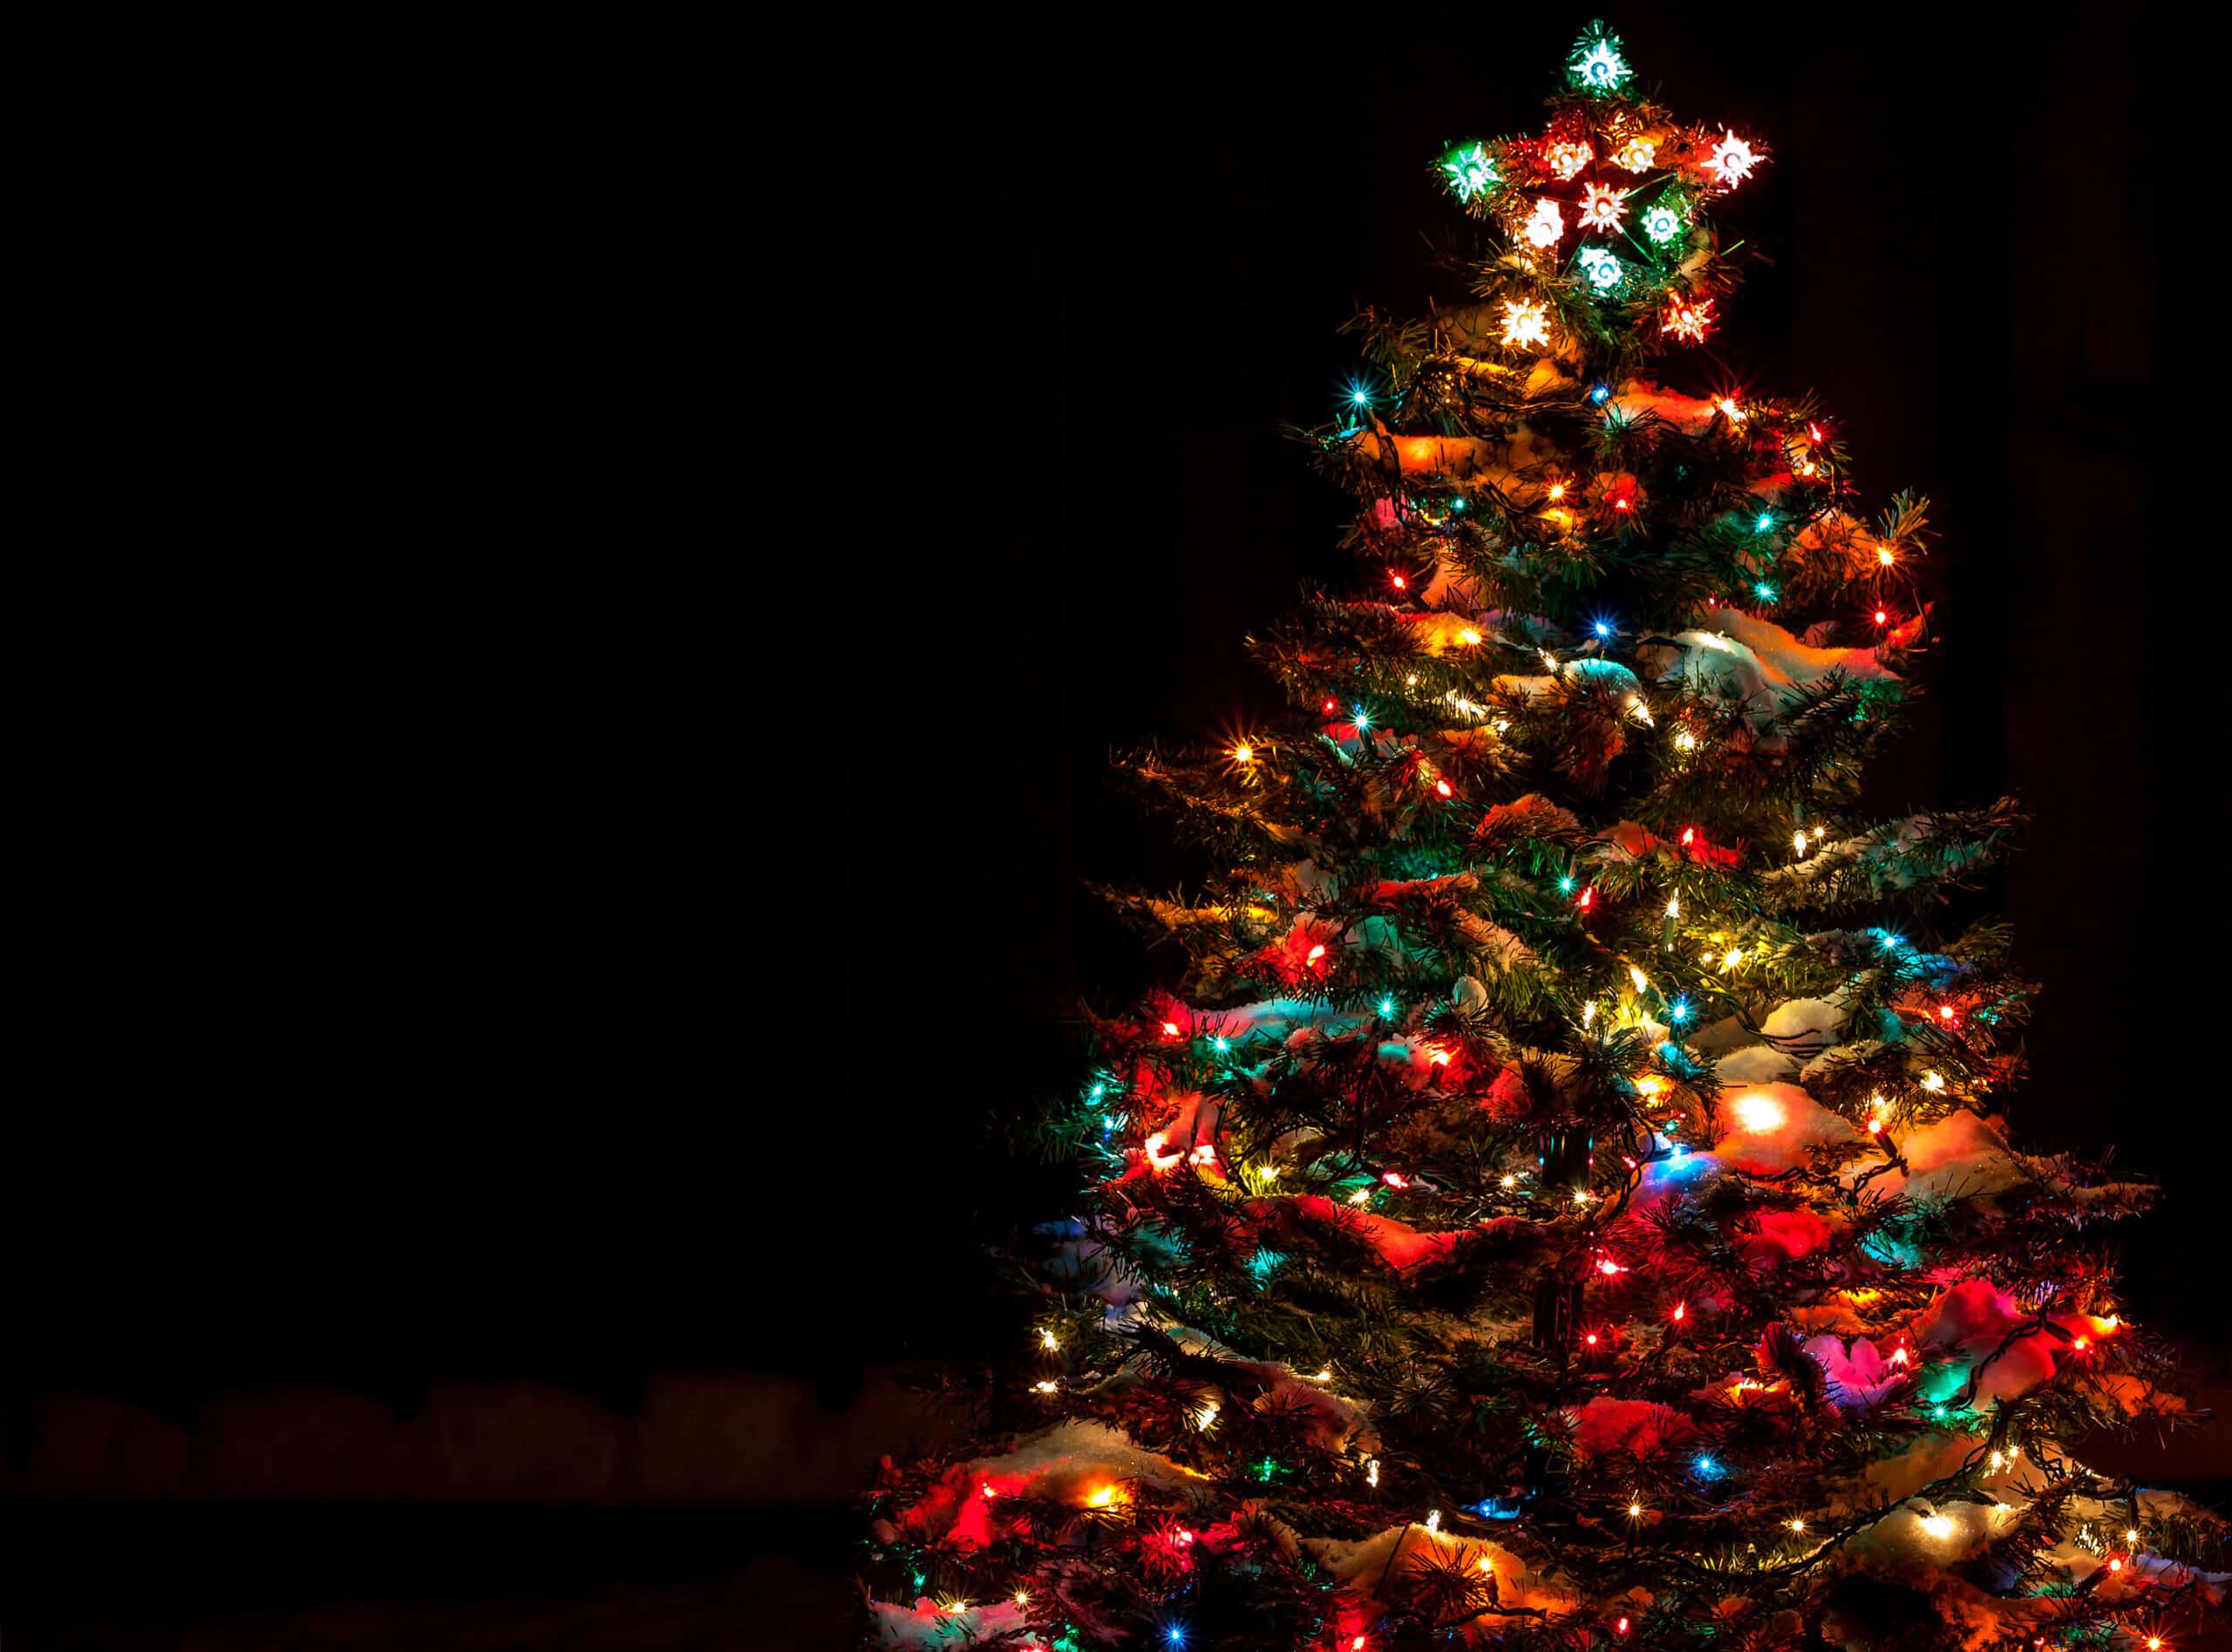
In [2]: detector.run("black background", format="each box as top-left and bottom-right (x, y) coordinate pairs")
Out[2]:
(3, 0), (2220, 1638)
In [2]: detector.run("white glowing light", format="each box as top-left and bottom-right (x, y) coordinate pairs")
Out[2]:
(1734, 1092), (1786, 1133)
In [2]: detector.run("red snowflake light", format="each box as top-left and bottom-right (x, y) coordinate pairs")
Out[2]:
(1662, 297), (1716, 343)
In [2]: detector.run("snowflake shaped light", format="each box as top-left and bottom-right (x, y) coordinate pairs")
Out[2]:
(1544, 140), (1593, 181)
(1613, 137), (1658, 172)
(1441, 142), (1500, 202)
(1500, 298), (1553, 350)
(1523, 197), (1565, 248)
(1661, 297), (1715, 342)
(1567, 24), (1632, 93)
(1579, 183), (1626, 231)
(1641, 202), (1684, 244)
(1577, 248), (1623, 291)
(1706, 132), (1759, 187)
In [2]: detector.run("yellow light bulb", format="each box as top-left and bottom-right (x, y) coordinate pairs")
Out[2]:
(1040, 1329), (1059, 1349)
(1460, 627), (1482, 645)
(1573, 1188), (1590, 1205)
(1628, 1500), (1643, 1518)
(1629, 966), (1649, 992)
(1876, 545), (1895, 566)
(1674, 727), (1698, 751)
(1500, 1173), (1517, 1188)
(1232, 743), (1254, 763)
(1425, 1508), (1441, 1534)
(1788, 1518), (1806, 1532)
(1033, 1380), (1058, 1394)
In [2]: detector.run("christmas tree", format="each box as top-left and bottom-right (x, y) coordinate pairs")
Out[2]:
(862, 26), (2225, 1651)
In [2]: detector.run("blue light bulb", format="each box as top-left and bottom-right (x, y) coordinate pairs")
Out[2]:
(1378, 997), (1396, 1017)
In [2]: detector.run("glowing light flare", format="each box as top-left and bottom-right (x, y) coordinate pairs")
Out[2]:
(1877, 543), (1897, 566)
(1919, 1514), (1954, 1540)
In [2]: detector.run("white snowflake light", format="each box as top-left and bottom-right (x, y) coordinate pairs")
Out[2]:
(1500, 297), (1553, 350)
(1577, 247), (1623, 291)
(1524, 196), (1565, 248)
(1707, 131), (1760, 187)
(1642, 203), (1683, 243)
(1580, 183), (1627, 231)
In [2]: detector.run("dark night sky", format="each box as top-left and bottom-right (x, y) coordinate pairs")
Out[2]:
(3, 3), (2213, 1423)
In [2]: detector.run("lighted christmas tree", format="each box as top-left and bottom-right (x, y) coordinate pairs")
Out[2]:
(862, 27), (2224, 1651)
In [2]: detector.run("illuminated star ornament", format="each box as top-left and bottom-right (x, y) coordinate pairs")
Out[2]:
(1566, 22), (1632, 92)
(1579, 182), (1626, 231)
(1440, 141), (1500, 202)
(1640, 201), (1684, 244)
(1500, 297), (1553, 350)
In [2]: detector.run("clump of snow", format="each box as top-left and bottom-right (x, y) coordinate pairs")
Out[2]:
(1303, 1522), (1581, 1618)
(1907, 1280), (2120, 1409)
(1253, 1193), (1460, 1271)
(1742, 1207), (1837, 1265)
(1716, 1044), (1797, 1084)
(1760, 996), (1847, 1054)
(1852, 1111), (2024, 1204)
(1710, 1082), (1859, 1175)
(1640, 608), (1895, 749)
(1565, 1396), (1701, 1461)
(1844, 1498), (2004, 1576)
(868, 1595), (1029, 1649)
(1801, 1335), (1909, 1413)
(898, 1420), (1207, 1546)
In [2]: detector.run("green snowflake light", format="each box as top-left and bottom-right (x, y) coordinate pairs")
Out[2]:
(1440, 142), (1500, 202)
(1567, 22), (1632, 92)
(1642, 201), (1685, 245)
(1577, 247), (1623, 291)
